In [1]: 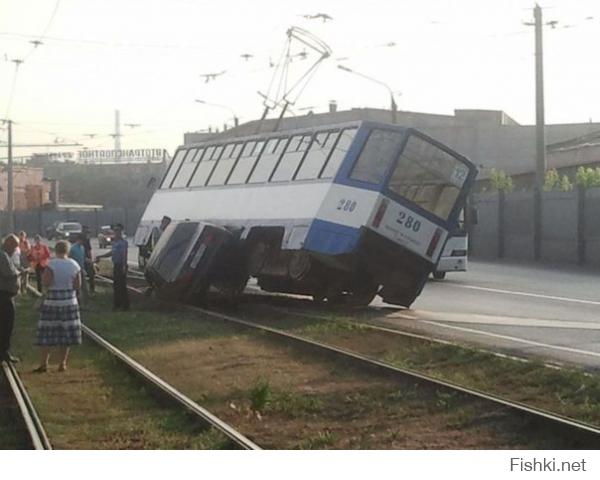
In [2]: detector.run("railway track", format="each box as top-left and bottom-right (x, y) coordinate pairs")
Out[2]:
(107, 271), (600, 447)
(1, 360), (52, 450)
(27, 283), (259, 450)
(81, 324), (260, 450)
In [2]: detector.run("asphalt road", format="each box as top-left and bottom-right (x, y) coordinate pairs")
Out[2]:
(375, 260), (600, 370)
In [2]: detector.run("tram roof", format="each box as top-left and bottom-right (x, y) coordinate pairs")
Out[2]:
(179, 120), (409, 150)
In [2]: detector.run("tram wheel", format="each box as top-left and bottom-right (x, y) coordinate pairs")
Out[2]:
(288, 251), (312, 281)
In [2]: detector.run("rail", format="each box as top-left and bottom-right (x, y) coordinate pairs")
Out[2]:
(105, 271), (600, 446)
(1, 360), (52, 450)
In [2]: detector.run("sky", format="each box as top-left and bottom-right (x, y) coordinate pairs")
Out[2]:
(1, 0), (600, 158)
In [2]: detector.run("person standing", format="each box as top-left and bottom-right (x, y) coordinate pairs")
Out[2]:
(18, 231), (31, 294)
(28, 235), (51, 293)
(81, 226), (95, 293)
(96, 224), (129, 311)
(0, 235), (20, 363)
(69, 235), (87, 304)
(34, 240), (82, 372)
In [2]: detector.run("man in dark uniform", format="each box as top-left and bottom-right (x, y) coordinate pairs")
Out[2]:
(96, 224), (129, 311)
(0, 234), (20, 362)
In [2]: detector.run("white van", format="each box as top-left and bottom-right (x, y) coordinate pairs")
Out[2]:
(432, 207), (474, 280)
(432, 233), (468, 280)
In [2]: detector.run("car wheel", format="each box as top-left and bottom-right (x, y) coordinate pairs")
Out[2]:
(432, 271), (446, 280)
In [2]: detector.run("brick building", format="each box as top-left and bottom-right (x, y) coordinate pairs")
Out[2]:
(0, 166), (54, 210)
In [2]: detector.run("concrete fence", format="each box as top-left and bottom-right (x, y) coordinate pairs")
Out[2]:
(470, 186), (600, 267)
(0, 205), (147, 239)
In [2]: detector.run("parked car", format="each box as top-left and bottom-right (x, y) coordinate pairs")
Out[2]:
(98, 225), (115, 249)
(46, 221), (83, 241)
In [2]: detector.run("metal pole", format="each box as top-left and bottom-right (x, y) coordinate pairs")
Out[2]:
(533, 4), (546, 262)
(534, 4), (546, 188)
(7, 119), (14, 233)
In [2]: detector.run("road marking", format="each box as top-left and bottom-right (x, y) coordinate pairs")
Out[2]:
(449, 284), (600, 306)
(395, 310), (600, 330)
(422, 320), (600, 360)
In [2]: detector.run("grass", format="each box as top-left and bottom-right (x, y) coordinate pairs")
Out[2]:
(82, 285), (237, 350)
(10, 286), (598, 449)
(249, 378), (272, 412)
(8, 292), (232, 449)
(296, 430), (338, 449)
(242, 304), (600, 427)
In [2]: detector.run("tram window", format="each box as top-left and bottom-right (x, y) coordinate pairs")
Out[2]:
(350, 129), (402, 184)
(321, 128), (357, 179)
(228, 140), (265, 184)
(248, 137), (287, 183)
(171, 148), (204, 189)
(271, 134), (311, 182)
(189, 146), (220, 187)
(387, 135), (467, 220)
(208, 142), (243, 186)
(160, 149), (187, 189)
(296, 131), (337, 180)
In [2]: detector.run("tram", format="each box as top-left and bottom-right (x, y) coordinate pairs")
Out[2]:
(135, 120), (477, 306)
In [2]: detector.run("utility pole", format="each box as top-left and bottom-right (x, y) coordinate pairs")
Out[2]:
(6, 119), (14, 233)
(534, 4), (546, 189)
(532, 4), (547, 262)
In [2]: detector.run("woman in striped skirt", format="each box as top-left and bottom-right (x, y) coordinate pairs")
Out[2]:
(34, 240), (82, 373)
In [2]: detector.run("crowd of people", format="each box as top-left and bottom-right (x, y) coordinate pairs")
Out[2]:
(0, 224), (129, 371)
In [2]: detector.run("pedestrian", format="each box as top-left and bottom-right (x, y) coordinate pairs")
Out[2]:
(33, 240), (82, 373)
(69, 234), (87, 304)
(28, 235), (51, 293)
(96, 223), (129, 311)
(81, 226), (95, 293)
(18, 231), (31, 293)
(0, 234), (20, 363)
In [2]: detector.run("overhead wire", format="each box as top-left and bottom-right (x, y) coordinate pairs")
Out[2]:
(3, 0), (62, 118)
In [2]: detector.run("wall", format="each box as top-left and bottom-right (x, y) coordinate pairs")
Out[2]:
(0, 205), (147, 239)
(470, 187), (600, 267)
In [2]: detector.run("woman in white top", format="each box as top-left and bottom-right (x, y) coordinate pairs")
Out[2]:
(34, 240), (82, 373)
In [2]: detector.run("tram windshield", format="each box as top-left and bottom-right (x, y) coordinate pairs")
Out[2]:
(387, 134), (469, 221)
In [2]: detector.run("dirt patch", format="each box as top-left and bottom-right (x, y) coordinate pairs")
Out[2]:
(131, 334), (547, 449)
(237, 303), (600, 430)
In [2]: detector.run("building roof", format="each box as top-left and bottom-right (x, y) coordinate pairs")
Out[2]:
(56, 202), (104, 211)
(186, 107), (600, 179)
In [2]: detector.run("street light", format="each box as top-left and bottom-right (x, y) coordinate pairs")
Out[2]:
(194, 99), (239, 127)
(337, 65), (398, 123)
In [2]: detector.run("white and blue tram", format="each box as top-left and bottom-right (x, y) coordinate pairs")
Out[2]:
(135, 120), (477, 306)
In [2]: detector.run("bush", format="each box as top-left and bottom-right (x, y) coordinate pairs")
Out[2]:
(575, 166), (600, 189)
(544, 169), (573, 192)
(559, 174), (573, 192)
(489, 169), (514, 192)
(543, 169), (560, 192)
